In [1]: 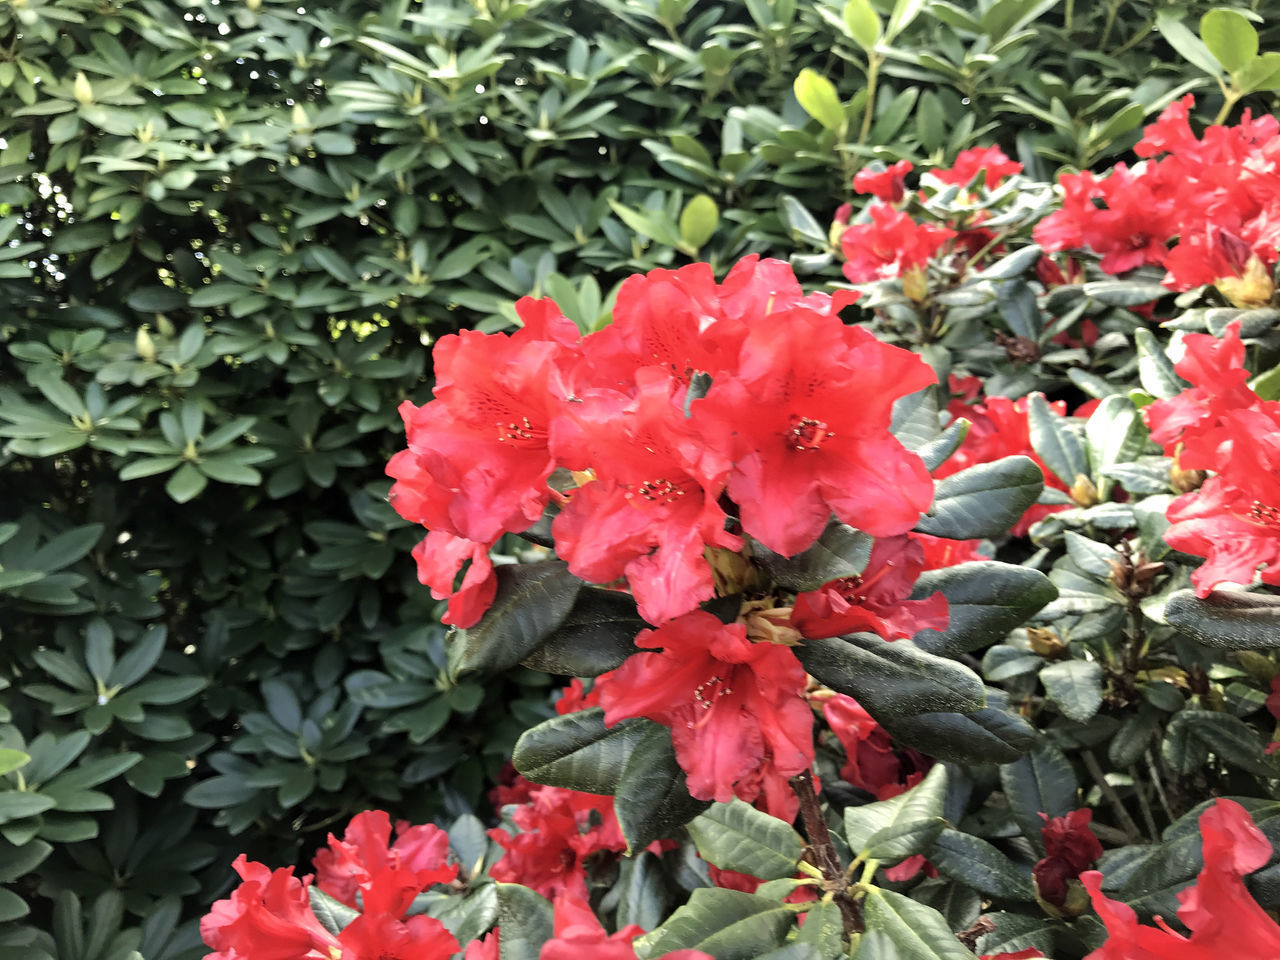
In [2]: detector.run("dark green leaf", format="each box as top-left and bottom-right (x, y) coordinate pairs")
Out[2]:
(885, 698), (1036, 764)
(915, 456), (1043, 540)
(1027, 394), (1088, 489)
(614, 723), (710, 854)
(450, 562), (584, 679)
(752, 522), (872, 592)
(927, 829), (1035, 900)
(309, 887), (358, 936)
(1040, 660), (1104, 723)
(796, 634), (985, 719)
(1162, 709), (1279, 778)
(844, 764), (947, 860)
(912, 562), (1057, 656)
(687, 797), (803, 880)
(635, 889), (793, 960)
(861, 888), (980, 960)
(1164, 589), (1280, 649)
(497, 884), (554, 960)
(512, 708), (648, 794)
(519, 587), (642, 677)
(999, 741), (1077, 854)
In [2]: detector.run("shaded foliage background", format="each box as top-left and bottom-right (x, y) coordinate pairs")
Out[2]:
(2, 0), (1279, 957)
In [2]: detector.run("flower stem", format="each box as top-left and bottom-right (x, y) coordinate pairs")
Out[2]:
(790, 769), (864, 935)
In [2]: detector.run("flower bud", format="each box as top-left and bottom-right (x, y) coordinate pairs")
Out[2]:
(1069, 474), (1099, 507)
(135, 326), (157, 362)
(1215, 254), (1274, 309)
(900, 263), (928, 302)
(1027, 627), (1067, 660)
(73, 71), (94, 106)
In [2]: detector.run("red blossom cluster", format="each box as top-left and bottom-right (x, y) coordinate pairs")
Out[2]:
(388, 256), (961, 816)
(838, 147), (1024, 298)
(1035, 95), (1280, 307)
(1142, 322), (1280, 595)
(1083, 798), (1280, 959)
(1033, 809), (1103, 911)
(201, 812), (460, 960)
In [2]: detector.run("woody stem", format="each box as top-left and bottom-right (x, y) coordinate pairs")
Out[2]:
(789, 769), (864, 935)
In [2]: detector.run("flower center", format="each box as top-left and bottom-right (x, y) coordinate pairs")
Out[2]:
(625, 477), (687, 505)
(1246, 500), (1280, 528)
(788, 416), (834, 451)
(686, 673), (735, 729)
(495, 416), (538, 443)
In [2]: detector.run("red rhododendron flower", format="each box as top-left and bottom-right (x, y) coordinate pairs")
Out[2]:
(488, 784), (626, 899)
(408, 529), (497, 628)
(911, 531), (986, 568)
(819, 693), (932, 800)
(466, 930), (501, 960)
(983, 951), (1045, 959)
(541, 893), (713, 960)
(933, 145), (1022, 190)
(853, 159), (913, 203)
(1082, 798), (1280, 959)
(313, 810), (457, 909)
(555, 678), (599, 715)
(596, 610), (813, 818)
(791, 535), (949, 640)
(841, 203), (956, 284)
(388, 297), (580, 545)
(552, 368), (741, 625)
(201, 855), (460, 960)
(1033, 809), (1103, 908)
(695, 313), (935, 556)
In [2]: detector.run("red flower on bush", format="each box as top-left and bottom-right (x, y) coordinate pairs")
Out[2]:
(314, 809), (457, 908)
(933, 145), (1022, 190)
(596, 610), (813, 819)
(853, 160), (913, 203)
(1033, 809), (1103, 911)
(1083, 798), (1280, 959)
(541, 893), (713, 960)
(840, 204), (956, 286)
(790, 534), (948, 641)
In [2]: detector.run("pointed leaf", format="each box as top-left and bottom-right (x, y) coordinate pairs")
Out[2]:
(884, 697), (1036, 764)
(512, 708), (649, 794)
(519, 587), (643, 676)
(912, 562), (1057, 656)
(927, 829), (1035, 900)
(796, 634), (985, 719)
(615, 723), (710, 854)
(915, 456), (1043, 540)
(1027, 394), (1088, 488)
(844, 764), (947, 860)
(1040, 660), (1104, 723)
(635, 889), (793, 960)
(999, 741), (1077, 854)
(1164, 589), (1280, 649)
(497, 884), (554, 960)
(861, 888), (979, 960)
(752, 522), (872, 592)
(687, 798), (803, 880)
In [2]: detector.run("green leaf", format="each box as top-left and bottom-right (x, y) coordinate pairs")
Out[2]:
(1084, 396), (1147, 500)
(793, 69), (846, 133)
(751, 521), (872, 592)
(884, 697), (1035, 764)
(1081, 280), (1168, 307)
(999, 741), (1077, 854)
(1164, 589), (1280, 649)
(614, 724), (710, 854)
(1134, 328), (1186, 400)
(165, 463), (207, 503)
(511, 708), (649, 794)
(844, 0), (881, 51)
(915, 456), (1043, 540)
(1163, 709), (1279, 778)
(927, 829), (1035, 900)
(844, 764), (947, 860)
(309, 887), (358, 936)
(679, 194), (719, 251)
(183, 775), (258, 808)
(912, 562), (1057, 656)
(1040, 660), (1104, 723)
(89, 242), (133, 282)
(1238, 51), (1280, 93)
(0, 792), (57, 823)
(496, 883), (554, 960)
(636, 889), (793, 960)
(1201, 9), (1257, 74)
(0, 751), (30, 776)
(519, 588), (642, 677)
(861, 888), (979, 960)
(450, 562), (583, 679)
(1027, 394), (1088, 489)
(687, 798), (803, 880)
(0, 887), (28, 923)
(795, 634), (985, 719)
(885, 0), (925, 40)
(797, 900), (845, 960)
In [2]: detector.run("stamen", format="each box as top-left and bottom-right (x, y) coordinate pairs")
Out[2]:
(787, 415), (835, 451)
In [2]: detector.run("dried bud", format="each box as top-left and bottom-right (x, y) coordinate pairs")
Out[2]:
(994, 330), (1041, 364)
(705, 546), (757, 596)
(1069, 474), (1099, 508)
(1215, 255), (1275, 308)
(901, 263), (928, 302)
(1169, 460), (1207, 494)
(1107, 548), (1165, 599)
(1027, 627), (1067, 660)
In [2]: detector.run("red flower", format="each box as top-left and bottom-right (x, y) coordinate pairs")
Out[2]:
(694, 313), (935, 556)
(313, 810), (457, 909)
(983, 952), (1045, 960)
(933, 145), (1022, 190)
(408, 530), (496, 628)
(596, 610), (813, 817)
(552, 369), (741, 625)
(841, 204), (956, 283)
(488, 784), (626, 899)
(791, 535), (949, 641)
(853, 160), (913, 203)
(466, 930), (501, 960)
(201, 855), (460, 960)
(555, 678), (600, 715)
(540, 893), (713, 960)
(819, 693), (931, 800)
(1033, 809), (1103, 909)
(1082, 798), (1280, 959)
(910, 531), (986, 568)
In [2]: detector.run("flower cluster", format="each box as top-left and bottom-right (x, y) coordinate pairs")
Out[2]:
(202, 812), (460, 960)
(838, 147), (1024, 299)
(1142, 322), (1280, 595)
(1036, 95), (1280, 307)
(389, 256), (952, 815)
